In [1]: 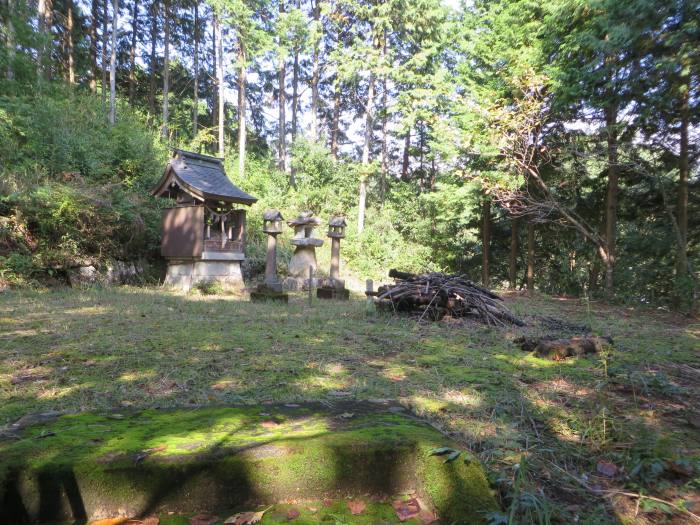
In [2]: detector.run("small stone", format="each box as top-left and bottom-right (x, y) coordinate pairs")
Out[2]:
(392, 498), (421, 522)
(327, 390), (352, 397)
(347, 500), (366, 515)
(190, 514), (219, 525)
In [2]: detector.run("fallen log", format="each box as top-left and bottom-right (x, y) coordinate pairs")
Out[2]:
(375, 270), (524, 326)
(515, 335), (613, 360)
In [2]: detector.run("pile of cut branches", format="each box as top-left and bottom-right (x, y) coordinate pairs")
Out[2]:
(370, 269), (524, 326)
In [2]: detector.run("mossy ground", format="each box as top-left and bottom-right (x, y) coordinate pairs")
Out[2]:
(0, 404), (497, 524)
(1, 287), (699, 524)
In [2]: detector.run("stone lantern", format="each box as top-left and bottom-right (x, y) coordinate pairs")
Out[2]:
(251, 209), (288, 302)
(317, 216), (349, 300)
(263, 209), (284, 235)
(283, 211), (324, 290)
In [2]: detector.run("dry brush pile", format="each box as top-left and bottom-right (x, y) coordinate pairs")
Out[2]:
(370, 270), (525, 326)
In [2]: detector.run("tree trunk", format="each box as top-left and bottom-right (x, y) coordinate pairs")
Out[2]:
(108, 0), (118, 125)
(310, 0), (320, 141)
(128, 0), (138, 105)
(37, 0), (53, 81)
(401, 130), (409, 179)
(290, 42), (299, 188)
(214, 14), (224, 156)
(358, 66), (375, 234)
(330, 78), (340, 160)
(237, 42), (246, 176)
(379, 32), (388, 203)
(211, 18), (217, 130)
(278, 0), (287, 173)
(481, 199), (491, 287)
(527, 221), (535, 293)
(675, 73), (691, 308)
(192, 2), (199, 135)
(5, 0), (15, 81)
(161, 0), (170, 141)
(604, 103), (618, 295)
(291, 47), (299, 144)
(66, 0), (75, 85)
(89, 0), (98, 91)
(148, 0), (158, 115)
(509, 218), (519, 290)
(101, 0), (108, 108)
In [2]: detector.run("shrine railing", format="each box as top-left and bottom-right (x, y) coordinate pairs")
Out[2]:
(204, 239), (244, 253)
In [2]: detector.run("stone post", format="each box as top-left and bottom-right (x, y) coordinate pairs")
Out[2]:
(330, 236), (341, 281)
(265, 232), (279, 286)
(317, 216), (349, 300)
(252, 209), (287, 301)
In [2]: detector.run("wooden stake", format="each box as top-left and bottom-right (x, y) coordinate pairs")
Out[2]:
(308, 265), (313, 306)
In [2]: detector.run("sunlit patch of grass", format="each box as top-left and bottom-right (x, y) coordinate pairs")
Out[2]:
(119, 370), (157, 382)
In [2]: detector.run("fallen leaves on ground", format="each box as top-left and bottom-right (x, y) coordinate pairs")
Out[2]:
(190, 514), (219, 525)
(444, 450), (461, 463)
(428, 447), (453, 456)
(134, 444), (167, 462)
(224, 507), (269, 525)
(392, 498), (421, 522)
(347, 500), (366, 515)
(286, 508), (300, 520)
(418, 508), (438, 524)
(428, 446), (461, 463)
(89, 518), (159, 525)
(596, 460), (619, 478)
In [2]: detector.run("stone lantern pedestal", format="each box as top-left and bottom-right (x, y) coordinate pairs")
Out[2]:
(251, 209), (288, 302)
(317, 217), (349, 300)
(283, 211), (324, 291)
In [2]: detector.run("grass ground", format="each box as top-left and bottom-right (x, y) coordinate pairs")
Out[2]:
(1, 287), (699, 524)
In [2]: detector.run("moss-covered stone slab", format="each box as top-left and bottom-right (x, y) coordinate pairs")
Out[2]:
(0, 403), (498, 524)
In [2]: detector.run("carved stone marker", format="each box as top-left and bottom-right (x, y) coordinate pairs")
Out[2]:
(284, 211), (324, 290)
(317, 216), (349, 300)
(251, 209), (288, 302)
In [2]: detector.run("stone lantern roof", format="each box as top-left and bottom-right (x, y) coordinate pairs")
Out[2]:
(288, 211), (323, 247)
(328, 216), (347, 238)
(263, 209), (284, 234)
(263, 209), (284, 222)
(287, 211), (322, 227)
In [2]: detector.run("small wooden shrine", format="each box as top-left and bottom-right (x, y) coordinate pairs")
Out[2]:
(151, 149), (257, 291)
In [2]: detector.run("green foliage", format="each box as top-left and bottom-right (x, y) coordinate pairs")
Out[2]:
(194, 280), (226, 295)
(0, 89), (164, 187)
(0, 90), (165, 285)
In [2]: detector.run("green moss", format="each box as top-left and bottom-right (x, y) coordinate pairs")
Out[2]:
(417, 447), (499, 525)
(0, 406), (497, 524)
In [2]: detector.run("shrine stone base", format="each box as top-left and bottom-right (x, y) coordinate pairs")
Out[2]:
(250, 283), (289, 303)
(164, 259), (244, 292)
(316, 286), (350, 300)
